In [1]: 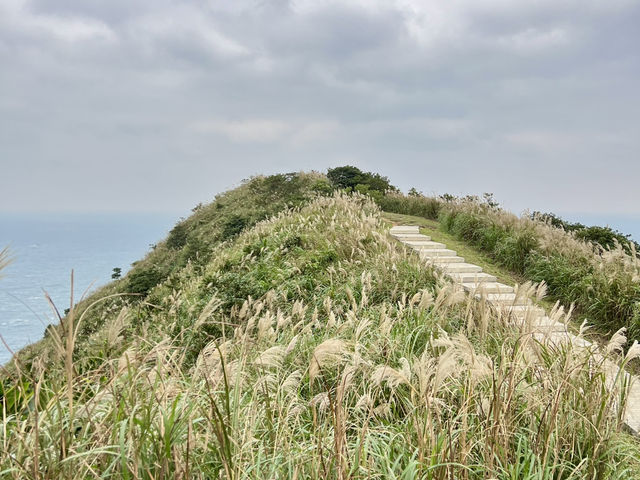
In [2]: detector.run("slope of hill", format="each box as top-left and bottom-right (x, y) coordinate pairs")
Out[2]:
(2, 174), (640, 479)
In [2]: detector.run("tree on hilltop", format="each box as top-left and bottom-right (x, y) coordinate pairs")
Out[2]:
(327, 165), (397, 194)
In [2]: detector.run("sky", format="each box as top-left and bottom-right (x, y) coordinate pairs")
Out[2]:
(1, 0), (639, 219)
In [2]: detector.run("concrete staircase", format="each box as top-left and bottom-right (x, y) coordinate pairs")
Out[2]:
(390, 225), (640, 434)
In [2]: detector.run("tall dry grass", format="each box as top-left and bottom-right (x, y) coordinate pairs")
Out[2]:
(377, 191), (640, 342)
(0, 247), (11, 278)
(439, 199), (640, 340)
(1, 195), (639, 479)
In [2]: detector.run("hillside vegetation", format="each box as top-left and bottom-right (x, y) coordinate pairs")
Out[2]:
(2, 174), (640, 479)
(379, 191), (640, 342)
(32, 172), (333, 345)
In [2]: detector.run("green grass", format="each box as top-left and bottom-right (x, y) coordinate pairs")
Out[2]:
(376, 192), (640, 347)
(2, 182), (640, 479)
(381, 211), (559, 314)
(382, 212), (516, 283)
(381, 210), (640, 357)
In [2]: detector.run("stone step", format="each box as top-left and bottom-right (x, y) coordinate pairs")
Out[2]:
(418, 249), (458, 258)
(497, 305), (546, 319)
(449, 272), (497, 283)
(439, 263), (483, 274)
(535, 330), (589, 350)
(390, 226), (419, 234)
(531, 316), (570, 333)
(462, 282), (514, 294)
(626, 383), (640, 434)
(389, 224), (640, 435)
(480, 293), (531, 306)
(429, 256), (465, 264)
(406, 241), (447, 249)
(391, 234), (432, 242)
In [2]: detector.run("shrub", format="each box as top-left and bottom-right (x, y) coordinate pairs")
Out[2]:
(222, 214), (249, 240)
(494, 228), (538, 273)
(327, 165), (397, 193)
(437, 202), (640, 341)
(532, 211), (639, 255)
(126, 265), (167, 296)
(576, 225), (637, 253)
(376, 192), (442, 220)
(166, 222), (188, 249)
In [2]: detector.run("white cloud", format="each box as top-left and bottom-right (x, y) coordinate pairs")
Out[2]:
(353, 117), (472, 141)
(290, 120), (341, 146)
(504, 131), (579, 153)
(32, 15), (115, 43)
(495, 27), (570, 53)
(191, 119), (290, 143)
(190, 118), (341, 146)
(1, 0), (639, 214)
(0, 0), (116, 43)
(130, 7), (249, 60)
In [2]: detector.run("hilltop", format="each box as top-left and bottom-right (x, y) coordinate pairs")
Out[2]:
(2, 170), (640, 479)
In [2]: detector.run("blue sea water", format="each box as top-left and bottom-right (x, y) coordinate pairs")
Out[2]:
(0, 213), (178, 364)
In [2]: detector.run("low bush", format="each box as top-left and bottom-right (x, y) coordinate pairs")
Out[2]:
(439, 200), (640, 340)
(380, 190), (640, 341)
(532, 211), (640, 254)
(221, 213), (249, 240)
(327, 165), (397, 193)
(126, 264), (167, 295)
(376, 192), (442, 220)
(166, 222), (188, 249)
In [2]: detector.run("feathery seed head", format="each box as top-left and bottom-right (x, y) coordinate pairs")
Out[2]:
(606, 327), (627, 355)
(625, 340), (640, 363)
(355, 393), (373, 411)
(254, 346), (287, 369)
(371, 365), (410, 388)
(310, 392), (330, 413)
(282, 369), (303, 397)
(309, 338), (350, 383)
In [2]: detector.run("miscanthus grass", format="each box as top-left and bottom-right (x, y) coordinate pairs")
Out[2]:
(1, 194), (639, 479)
(440, 199), (640, 339)
(0, 247), (11, 278)
(383, 192), (640, 343)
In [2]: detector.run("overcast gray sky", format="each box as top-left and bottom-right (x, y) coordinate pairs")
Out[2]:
(1, 0), (639, 217)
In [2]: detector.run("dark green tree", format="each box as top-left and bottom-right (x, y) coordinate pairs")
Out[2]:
(326, 166), (396, 193)
(326, 166), (364, 189)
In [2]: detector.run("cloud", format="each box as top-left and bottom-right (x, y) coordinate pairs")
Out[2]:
(191, 119), (290, 143)
(0, 0), (116, 43)
(504, 131), (579, 153)
(494, 27), (570, 53)
(190, 118), (340, 146)
(130, 7), (250, 61)
(290, 120), (341, 146)
(0, 0), (639, 215)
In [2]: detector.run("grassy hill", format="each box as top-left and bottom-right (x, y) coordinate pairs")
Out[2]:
(2, 172), (640, 479)
(379, 192), (640, 343)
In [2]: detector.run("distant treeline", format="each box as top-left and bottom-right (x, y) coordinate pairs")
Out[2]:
(529, 211), (640, 254)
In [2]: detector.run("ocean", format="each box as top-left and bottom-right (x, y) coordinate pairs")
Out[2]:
(0, 213), (178, 364)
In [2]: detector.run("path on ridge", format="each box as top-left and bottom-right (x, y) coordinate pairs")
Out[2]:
(391, 225), (640, 435)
